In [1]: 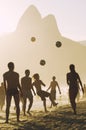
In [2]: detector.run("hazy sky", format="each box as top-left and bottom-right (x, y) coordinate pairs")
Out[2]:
(0, 0), (86, 41)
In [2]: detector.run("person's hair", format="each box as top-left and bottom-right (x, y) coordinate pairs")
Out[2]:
(52, 76), (56, 80)
(69, 64), (75, 71)
(25, 69), (30, 75)
(8, 62), (14, 70)
(33, 73), (39, 80)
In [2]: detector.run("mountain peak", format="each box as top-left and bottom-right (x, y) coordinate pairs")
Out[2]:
(16, 5), (61, 37)
(17, 5), (41, 29)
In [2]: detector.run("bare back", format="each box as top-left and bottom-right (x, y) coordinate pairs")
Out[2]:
(3, 71), (19, 89)
(50, 81), (58, 91)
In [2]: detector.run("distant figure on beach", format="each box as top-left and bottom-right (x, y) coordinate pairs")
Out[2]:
(32, 73), (57, 112)
(0, 82), (5, 111)
(21, 69), (36, 116)
(47, 76), (61, 108)
(66, 64), (84, 114)
(3, 62), (23, 123)
(83, 84), (86, 98)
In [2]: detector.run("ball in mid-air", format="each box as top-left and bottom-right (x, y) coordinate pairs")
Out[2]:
(31, 37), (36, 42)
(56, 41), (62, 48)
(40, 59), (46, 66)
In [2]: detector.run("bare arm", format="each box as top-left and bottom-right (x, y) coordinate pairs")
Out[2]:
(32, 82), (36, 94)
(66, 75), (69, 85)
(66, 73), (70, 95)
(17, 76), (23, 96)
(3, 75), (6, 94)
(18, 83), (23, 95)
(56, 82), (61, 94)
(78, 75), (84, 94)
(31, 85), (36, 95)
(41, 80), (46, 87)
(47, 85), (51, 91)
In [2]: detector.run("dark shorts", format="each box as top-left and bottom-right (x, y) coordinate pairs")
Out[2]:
(69, 87), (78, 101)
(23, 91), (33, 100)
(37, 90), (50, 101)
(6, 89), (19, 96)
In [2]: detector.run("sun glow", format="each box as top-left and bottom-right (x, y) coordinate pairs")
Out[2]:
(0, 2), (19, 36)
(0, 19), (17, 36)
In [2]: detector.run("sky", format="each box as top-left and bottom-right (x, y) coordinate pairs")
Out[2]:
(0, 0), (86, 41)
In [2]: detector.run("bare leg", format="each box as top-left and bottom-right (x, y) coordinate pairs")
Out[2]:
(49, 95), (57, 106)
(27, 97), (33, 115)
(50, 103), (52, 108)
(22, 97), (27, 116)
(69, 89), (78, 114)
(1, 104), (3, 111)
(43, 100), (48, 112)
(14, 94), (20, 122)
(5, 95), (12, 123)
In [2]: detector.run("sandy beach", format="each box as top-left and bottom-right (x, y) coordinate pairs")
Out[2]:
(0, 99), (86, 130)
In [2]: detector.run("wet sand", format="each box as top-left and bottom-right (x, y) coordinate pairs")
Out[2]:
(0, 100), (86, 130)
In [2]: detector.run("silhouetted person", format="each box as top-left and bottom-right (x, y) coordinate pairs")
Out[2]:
(32, 73), (57, 112)
(66, 64), (84, 114)
(3, 62), (22, 123)
(47, 76), (61, 108)
(0, 82), (5, 111)
(21, 69), (36, 116)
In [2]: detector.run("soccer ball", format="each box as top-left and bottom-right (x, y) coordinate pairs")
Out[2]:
(56, 41), (62, 48)
(31, 37), (36, 42)
(40, 59), (46, 66)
